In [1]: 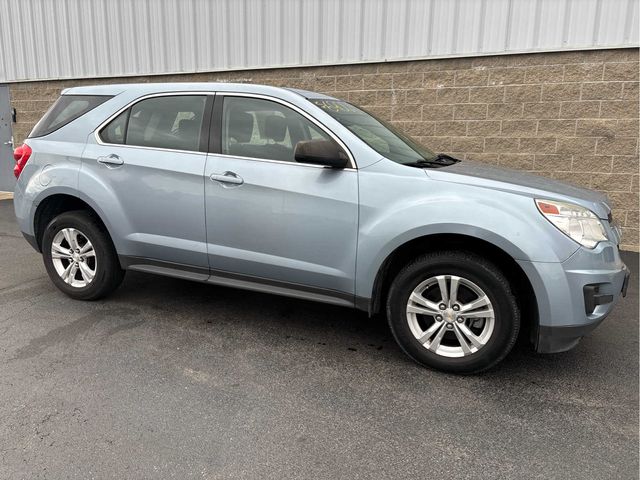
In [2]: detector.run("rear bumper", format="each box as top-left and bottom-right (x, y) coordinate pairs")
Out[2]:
(22, 232), (40, 252)
(518, 242), (629, 354)
(14, 181), (40, 252)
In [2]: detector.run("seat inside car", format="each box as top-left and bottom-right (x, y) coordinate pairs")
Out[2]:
(175, 118), (200, 150)
(227, 109), (294, 162)
(260, 114), (292, 161)
(226, 110), (255, 157)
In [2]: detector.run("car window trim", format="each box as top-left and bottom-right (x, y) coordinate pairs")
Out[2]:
(121, 108), (131, 145)
(209, 94), (223, 154)
(95, 91), (215, 156)
(211, 92), (356, 170)
(199, 96), (215, 153)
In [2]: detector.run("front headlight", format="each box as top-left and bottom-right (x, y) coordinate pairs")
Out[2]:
(535, 199), (608, 249)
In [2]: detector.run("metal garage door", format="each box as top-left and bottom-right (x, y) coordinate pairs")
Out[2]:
(0, 85), (15, 192)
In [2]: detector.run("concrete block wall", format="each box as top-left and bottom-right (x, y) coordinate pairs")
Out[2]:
(8, 48), (639, 250)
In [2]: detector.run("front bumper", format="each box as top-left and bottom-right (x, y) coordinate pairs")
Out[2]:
(518, 242), (629, 354)
(537, 266), (629, 353)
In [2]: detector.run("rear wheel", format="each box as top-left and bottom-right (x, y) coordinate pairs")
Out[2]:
(386, 251), (520, 374)
(42, 211), (124, 300)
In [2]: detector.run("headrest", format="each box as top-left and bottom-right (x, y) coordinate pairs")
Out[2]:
(228, 111), (253, 143)
(264, 115), (287, 142)
(177, 119), (199, 135)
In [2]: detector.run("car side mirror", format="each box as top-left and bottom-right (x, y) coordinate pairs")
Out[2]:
(294, 139), (349, 168)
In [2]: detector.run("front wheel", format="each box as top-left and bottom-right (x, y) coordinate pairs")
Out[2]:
(42, 210), (125, 300)
(386, 251), (520, 374)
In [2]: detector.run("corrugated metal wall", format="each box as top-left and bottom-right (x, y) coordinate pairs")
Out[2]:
(0, 0), (638, 83)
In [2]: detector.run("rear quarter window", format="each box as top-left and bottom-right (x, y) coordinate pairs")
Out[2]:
(30, 95), (112, 138)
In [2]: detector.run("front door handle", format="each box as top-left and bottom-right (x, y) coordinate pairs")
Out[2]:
(97, 154), (124, 167)
(210, 171), (244, 186)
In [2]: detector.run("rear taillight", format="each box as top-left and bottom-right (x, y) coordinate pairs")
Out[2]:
(13, 143), (32, 179)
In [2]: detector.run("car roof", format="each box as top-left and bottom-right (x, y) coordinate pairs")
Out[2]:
(62, 82), (340, 101)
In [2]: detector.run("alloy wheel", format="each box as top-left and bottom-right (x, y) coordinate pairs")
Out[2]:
(406, 275), (495, 358)
(50, 228), (97, 288)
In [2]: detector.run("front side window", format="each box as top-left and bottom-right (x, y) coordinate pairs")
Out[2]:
(222, 96), (342, 163)
(31, 95), (112, 138)
(99, 95), (207, 152)
(309, 99), (438, 165)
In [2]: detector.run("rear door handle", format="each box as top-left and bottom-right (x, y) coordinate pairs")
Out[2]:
(97, 154), (124, 167)
(210, 171), (244, 186)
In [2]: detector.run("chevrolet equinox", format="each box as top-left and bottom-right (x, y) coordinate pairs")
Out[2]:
(12, 83), (630, 373)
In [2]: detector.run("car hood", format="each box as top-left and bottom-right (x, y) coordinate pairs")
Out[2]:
(425, 160), (611, 219)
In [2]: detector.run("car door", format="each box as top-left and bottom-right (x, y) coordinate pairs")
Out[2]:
(204, 94), (358, 303)
(82, 93), (213, 270)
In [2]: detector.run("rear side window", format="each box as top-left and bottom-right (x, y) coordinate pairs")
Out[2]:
(30, 95), (111, 138)
(99, 95), (207, 152)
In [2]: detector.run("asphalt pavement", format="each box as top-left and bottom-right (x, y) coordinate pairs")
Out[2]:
(0, 199), (638, 479)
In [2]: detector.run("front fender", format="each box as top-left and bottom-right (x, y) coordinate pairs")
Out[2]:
(355, 164), (580, 301)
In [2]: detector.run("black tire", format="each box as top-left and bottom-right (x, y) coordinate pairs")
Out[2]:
(42, 210), (125, 300)
(386, 250), (520, 374)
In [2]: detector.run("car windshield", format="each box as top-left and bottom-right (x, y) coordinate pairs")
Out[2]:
(309, 99), (438, 165)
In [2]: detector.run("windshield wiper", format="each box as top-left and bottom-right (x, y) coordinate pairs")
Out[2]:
(433, 153), (460, 165)
(404, 154), (460, 168)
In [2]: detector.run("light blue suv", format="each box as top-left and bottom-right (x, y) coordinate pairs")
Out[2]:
(12, 83), (629, 373)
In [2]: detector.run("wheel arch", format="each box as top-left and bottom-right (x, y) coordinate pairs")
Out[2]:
(32, 192), (114, 253)
(367, 233), (538, 344)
